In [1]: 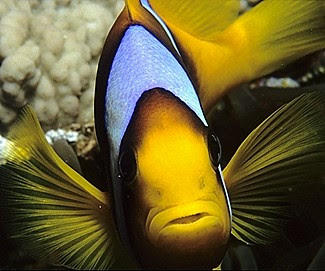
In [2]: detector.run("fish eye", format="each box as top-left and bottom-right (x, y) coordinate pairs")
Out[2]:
(118, 148), (137, 184)
(207, 131), (222, 169)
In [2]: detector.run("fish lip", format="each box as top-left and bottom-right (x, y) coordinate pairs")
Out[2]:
(146, 200), (221, 243)
(165, 212), (210, 226)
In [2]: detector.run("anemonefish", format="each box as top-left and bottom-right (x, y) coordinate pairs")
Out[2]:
(0, 0), (324, 270)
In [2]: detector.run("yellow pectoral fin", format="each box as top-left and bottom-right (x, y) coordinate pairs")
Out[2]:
(223, 92), (325, 245)
(213, 262), (222, 270)
(0, 106), (127, 269)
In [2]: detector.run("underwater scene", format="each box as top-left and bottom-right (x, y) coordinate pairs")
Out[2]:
(0, 0), (324, 270)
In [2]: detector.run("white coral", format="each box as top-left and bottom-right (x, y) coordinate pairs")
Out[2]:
(0, 0), (122, 129)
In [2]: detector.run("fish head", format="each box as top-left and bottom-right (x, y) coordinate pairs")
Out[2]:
(118, 88), (231, 269)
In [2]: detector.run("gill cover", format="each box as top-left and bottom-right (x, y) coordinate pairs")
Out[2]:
(117, 88), (231, 269)
(95, 0), (221, 253)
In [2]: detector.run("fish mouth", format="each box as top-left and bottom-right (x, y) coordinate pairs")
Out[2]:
(166, 212), (209, 225)
(146, 200), (224, 246)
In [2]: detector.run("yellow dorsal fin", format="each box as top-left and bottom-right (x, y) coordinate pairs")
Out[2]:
(145, 0), (325, 113)
(149, 0), (240, 41)
(0, 106), (136, 269)
(126, 0), (240, 41)
(125, 0), (143, 21)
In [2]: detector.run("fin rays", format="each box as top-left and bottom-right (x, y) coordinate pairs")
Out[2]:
(127, 0), (240, 40)
(0, 106), (122, 270)
(223, 93), (325, 244)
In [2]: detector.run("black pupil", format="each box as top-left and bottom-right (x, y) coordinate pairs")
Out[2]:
(119, 149), (137, 182)
(208, 132), (221, 168)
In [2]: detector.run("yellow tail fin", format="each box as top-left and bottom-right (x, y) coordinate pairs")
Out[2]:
(144, 0), (325, 112)
(227, 0), (325, 80)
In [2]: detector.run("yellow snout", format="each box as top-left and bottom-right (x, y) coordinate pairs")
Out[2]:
(146, 200), (227, 252)
(125, 123), (231, 269)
